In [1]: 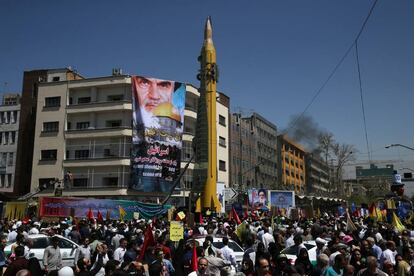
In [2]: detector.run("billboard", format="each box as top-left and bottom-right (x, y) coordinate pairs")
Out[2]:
(248, 188), (268, 210)
(39, 197), (169, 220)
(130, 76), (186, 193)
(269, 190), (295, 208)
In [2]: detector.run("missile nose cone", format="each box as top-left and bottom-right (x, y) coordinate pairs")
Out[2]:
(204, 16), (213, 44)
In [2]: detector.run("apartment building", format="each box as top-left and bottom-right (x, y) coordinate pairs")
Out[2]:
(15, 68), (83, 198)
(230, 112), (278, 191)
(30, 74), (230, 198)
(305, 153), (330, 196)
(0, 94), (20, 195)
(277, 135), (306, 194)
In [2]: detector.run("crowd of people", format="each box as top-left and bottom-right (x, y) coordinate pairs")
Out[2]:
(1, 209), (414, 276)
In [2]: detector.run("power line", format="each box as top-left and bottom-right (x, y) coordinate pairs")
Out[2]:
(355, 40), (372, 163)
(284, 0), (379, 136)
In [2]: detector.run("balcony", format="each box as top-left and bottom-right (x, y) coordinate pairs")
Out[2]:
(64, 156), (130, 167)
(65, 126), (132, 139)
(67, 100), (132, 114)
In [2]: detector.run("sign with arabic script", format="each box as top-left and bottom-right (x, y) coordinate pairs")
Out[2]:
(130, 76), (186, 193)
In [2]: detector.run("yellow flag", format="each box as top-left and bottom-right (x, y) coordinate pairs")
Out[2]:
(392, 212), (405, 233)
(119, 205), (126, 220)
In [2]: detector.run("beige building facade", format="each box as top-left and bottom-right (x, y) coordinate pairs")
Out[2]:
(31, 75), (230, 198)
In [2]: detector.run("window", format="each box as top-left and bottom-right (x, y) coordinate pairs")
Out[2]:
(77, 97), (91, 104)
(6, 174), (11, 187)
(73, 178), (88, 188)
(0, 153), (6, 167)
(41, 150), (57, 161)
(75, 150), (89, 159)
(4, 132), (8, 144)
(104, 149), (114, 157)
(8, 153), (13, 166)
(219, 136), (226, 148)
(45, 96), (61, 107)
(43, 122), (59, 133)
(219, 160), (226, 171)
(219, 115), (226, 126)
(52, 76), (60, 82)
(107, 95), (124, 101)
(6, 112), (10, 124)
(76, 122), (90, 130)
(0, 175), (4, 187)
(10, 132), (15, 144)
(31, 237), (50, 249)
(105, 120), (122, 127)
(11, 111), (17, 123)
(103, 177), (118, 187)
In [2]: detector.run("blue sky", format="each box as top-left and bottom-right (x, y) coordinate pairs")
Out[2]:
(1, 0), (413, 165)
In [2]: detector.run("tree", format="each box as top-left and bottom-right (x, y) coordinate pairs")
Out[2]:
(331, 143), (356, 197)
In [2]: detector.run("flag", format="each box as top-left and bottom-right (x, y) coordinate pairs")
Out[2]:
(232, 207), (241, 225)
(106, 209), (111, 221)
(236, 221), (248, 240)
(316, 208), (321, 218)
(369, 203), (383, 222)
(87, 208), (94, 221)
(119, 205), (126, 221)
(346, 213), (357, 232)
(392, 212), (405, 233)
(138, 224), (155, 261)
(191, 240), (198, 272)
(97, 210), (103, 223)
(199, 213), (204, 224)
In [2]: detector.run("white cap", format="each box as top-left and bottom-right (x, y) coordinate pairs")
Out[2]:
(316, 237), (327, 244)
(58, 266), (74, 276)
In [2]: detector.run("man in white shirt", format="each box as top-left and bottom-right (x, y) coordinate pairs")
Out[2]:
(261, 227), (275, 251)
(220, 237), (237, 267)
(381, 240), (397, 267)
(113, 238), (128, 265)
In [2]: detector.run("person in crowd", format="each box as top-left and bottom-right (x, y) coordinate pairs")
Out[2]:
(367, 237), (383, 263)
(256, 257), (272, 276)
(221, 236), (237, 267)
(0, 238), (7, 276)
(241, 258), (254, 276)
(43, 236), (62, 274)
(73, 238), (90, 273)
(357, 256), (388, 276)
(295, 247), (313, 275)
(325, 254), (347, 276)
(311, 253), (329, 276)
(349, 248), (366, 272)
(113, 238), (128, 265)
(4, 246), (28, 276)
(380, 240), (397, 267)
(188, 257), (209, 276)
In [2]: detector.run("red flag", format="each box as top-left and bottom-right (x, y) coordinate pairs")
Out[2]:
(97, 210), (103, 223)
(199, 213), (204, 224)
(138, 224), (155, 261)
(232, 207), (242, 225)
(191, 241), (198, 272)
(87, 208), (94, 221)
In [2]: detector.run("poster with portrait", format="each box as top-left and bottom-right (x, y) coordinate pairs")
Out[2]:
(269, 190), (295, 209)
(248, 188), (268, 210)
(130, 76), (186, 193)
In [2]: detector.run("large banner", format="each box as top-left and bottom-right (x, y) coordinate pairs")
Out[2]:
(39, 197), (169, 220)
(130, 76), (186, 193)
(248, 188), (268, 210)
(269, 190), (295, 209)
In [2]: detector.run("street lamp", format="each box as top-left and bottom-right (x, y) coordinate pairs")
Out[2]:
(385, 144), (414, 151)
